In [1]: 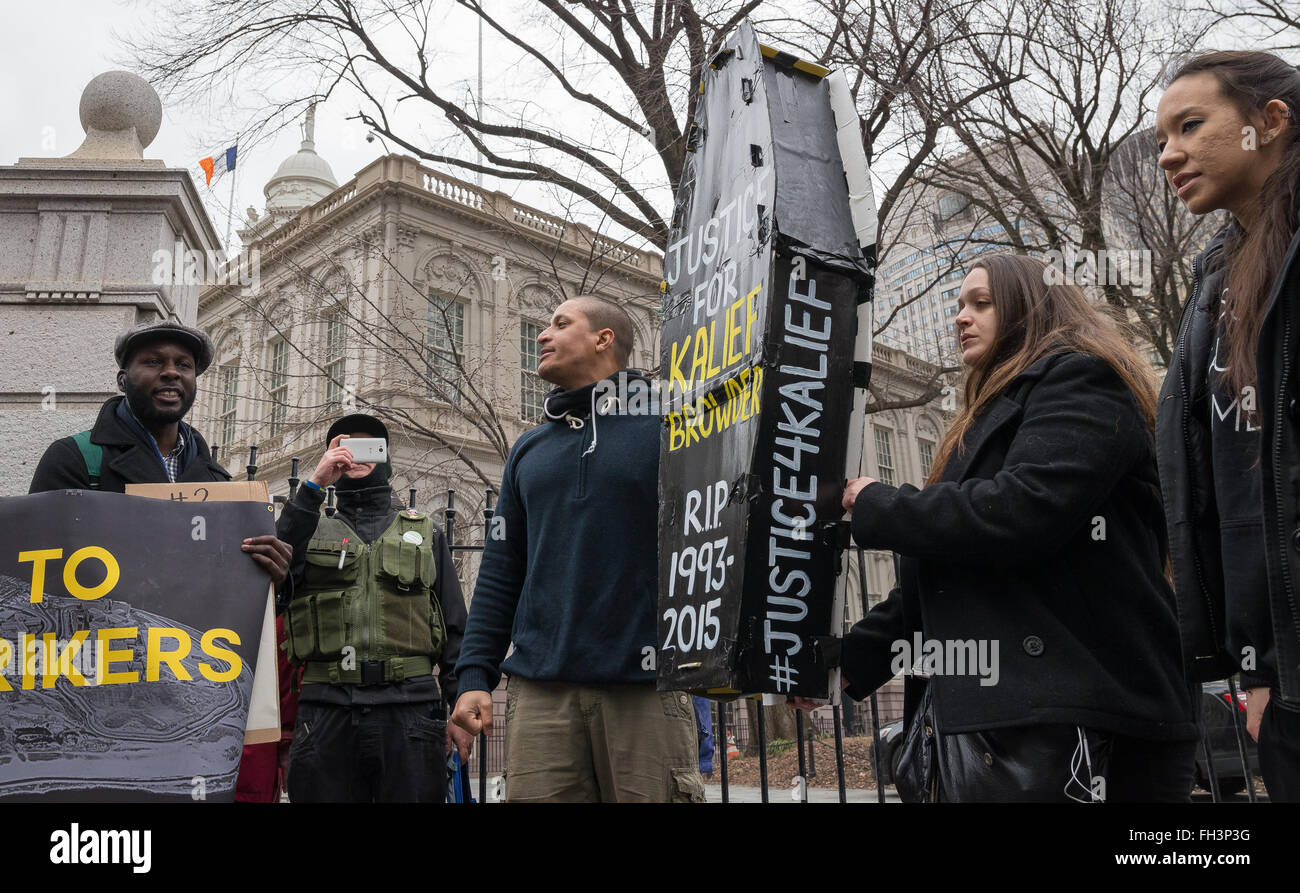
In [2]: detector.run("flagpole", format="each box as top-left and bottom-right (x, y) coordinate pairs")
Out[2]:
(477, 17), (483, 188)
(225, 154), (237, 255)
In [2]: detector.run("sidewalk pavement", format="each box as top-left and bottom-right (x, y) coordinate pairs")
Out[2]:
(703, 783), (899, 803)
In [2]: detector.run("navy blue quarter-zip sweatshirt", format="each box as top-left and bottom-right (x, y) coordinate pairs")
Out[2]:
(455, 372), (660, 694)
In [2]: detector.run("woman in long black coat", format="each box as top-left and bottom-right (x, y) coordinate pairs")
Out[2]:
(834, 253), (1197, 802)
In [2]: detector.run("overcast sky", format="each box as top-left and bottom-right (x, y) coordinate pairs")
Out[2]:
(0, 0), (501, 251)
(1, 1), (1290, 257)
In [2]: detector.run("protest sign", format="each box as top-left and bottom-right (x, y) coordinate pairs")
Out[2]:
(0, 490), (274, 801)
(657, 20), (876, 697)
(125, 481), (279, 746)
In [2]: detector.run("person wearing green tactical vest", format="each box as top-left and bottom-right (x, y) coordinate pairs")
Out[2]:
(276, 412), (470, 803)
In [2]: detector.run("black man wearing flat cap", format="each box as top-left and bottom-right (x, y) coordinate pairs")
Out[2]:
(28, 320), (292, 586)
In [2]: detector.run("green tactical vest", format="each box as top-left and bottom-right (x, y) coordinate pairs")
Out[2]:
(286, 509), (446, 684)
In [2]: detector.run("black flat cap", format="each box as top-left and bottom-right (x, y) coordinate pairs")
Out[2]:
(115, 321), (215, 375)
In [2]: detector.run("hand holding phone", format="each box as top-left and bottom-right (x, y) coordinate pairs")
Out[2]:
(310, 435), (383, 487)
(339, 437), (387, 464)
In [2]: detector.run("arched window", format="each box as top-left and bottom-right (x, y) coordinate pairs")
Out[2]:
(873, 425), (896, 485)
(267, 337), (289, 437)
(520, 318), (546, 421)
(323, 304), (348, 408)
(427, 290), (466, 404)
(215, 362), (240, 453)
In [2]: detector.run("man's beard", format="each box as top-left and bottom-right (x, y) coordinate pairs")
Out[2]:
(123, 378), (195, 425)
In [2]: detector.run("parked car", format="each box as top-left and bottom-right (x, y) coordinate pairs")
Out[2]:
(1195, 681), (1260, 797)
(874, 718), (905, 787)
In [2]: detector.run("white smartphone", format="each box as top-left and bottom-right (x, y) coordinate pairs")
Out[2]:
(340, 437), (387, 463)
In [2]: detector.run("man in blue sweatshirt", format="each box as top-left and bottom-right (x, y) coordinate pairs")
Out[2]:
(451, 295), (703, 802)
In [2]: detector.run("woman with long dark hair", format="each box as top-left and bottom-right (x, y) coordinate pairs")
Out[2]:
(816, 253), (1197, 802)
(1155, 50), (1300, 800)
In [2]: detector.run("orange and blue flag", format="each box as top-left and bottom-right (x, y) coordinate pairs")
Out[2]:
(198, 145), (238, 186)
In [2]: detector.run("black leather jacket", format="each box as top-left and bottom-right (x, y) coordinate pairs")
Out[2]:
(1156, 214), (1300, 707)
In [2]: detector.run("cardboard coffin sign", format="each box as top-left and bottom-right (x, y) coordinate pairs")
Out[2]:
(657, 21), (876, 697)
(0, 490), (274, 801)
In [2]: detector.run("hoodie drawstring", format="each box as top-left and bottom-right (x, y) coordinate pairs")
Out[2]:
(582, 387), (600, 457)
(543, 380), (625, 458)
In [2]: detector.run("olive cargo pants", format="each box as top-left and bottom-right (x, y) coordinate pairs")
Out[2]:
(503, 677), (706, 802)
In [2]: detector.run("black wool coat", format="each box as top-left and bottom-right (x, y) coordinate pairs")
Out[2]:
(28, 396), (231, 493)
(843, 352), (1198, 741)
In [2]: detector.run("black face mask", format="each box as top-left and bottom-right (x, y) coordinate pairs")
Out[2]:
(122, 375), (195, 425)
(334, 459), (393, 491)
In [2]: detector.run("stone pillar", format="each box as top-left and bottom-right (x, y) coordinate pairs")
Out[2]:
(1, 71), (222, 495)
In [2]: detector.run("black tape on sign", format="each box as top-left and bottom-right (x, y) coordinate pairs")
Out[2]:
(687, 122), (704, 151)
(767, 49), (800, 71)
(852, 361), (871, 389)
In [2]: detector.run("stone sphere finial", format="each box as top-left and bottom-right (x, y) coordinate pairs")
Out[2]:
(78, 71), (163, 150)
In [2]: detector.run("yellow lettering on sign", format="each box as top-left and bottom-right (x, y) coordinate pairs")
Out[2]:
(96, 627), (139, 685)
(689, 326), (711, 385)
(737, 369), (753, 422)
(725, 294), (745, 367)
(670, 334), (692, 397)
(716, 387), (734, 430)
(706, 320), (722, 378)
(682, 402), (700, 447)
(147, 627), (194, 682)
(17, 548), (61, 604)
(698, 394), (715, 438)
(666, 364), (765, 453)
(63, 546), (119, 601)
(42, 631), (88, 688)
(199, 628), (242, 682)
(669, 412), (685, 451)
(745, 285), (761, 349)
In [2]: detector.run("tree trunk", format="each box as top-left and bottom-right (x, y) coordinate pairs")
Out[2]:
(742, 698), (800, 755)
